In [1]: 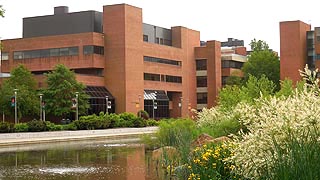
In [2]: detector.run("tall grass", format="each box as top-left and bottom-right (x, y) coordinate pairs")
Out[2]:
(263, 126), (320, 180)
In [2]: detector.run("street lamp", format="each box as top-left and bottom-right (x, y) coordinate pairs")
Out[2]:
(39, 94), (43, 121)
(179, 97), (183, 117)
(105, 96), (109, 114)
(14, 89), (18, 124)
(75, 92), (79, 121)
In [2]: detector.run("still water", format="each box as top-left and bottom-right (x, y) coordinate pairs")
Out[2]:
(0, 139), (164, 180)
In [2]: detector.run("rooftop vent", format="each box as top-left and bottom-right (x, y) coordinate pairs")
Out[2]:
(54, 6), (69, 15)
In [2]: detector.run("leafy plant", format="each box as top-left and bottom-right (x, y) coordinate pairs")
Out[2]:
(14, 123), (29, 132)
(27, 120), (47, 132)
(0, 122), (14, 133)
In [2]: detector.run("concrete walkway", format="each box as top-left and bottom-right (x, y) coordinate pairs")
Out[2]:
(0, 126), (158, 147)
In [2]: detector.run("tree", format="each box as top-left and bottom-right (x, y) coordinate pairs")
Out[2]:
(218, 75), (275, 110)
(0, 65), (38, 119)
(0, 5), (4, 50)
(44, 64), (89, 118)
(242, 39), (280, 90)
(249, 38), (269, 51)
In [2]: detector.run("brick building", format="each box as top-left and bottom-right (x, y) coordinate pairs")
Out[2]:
(0, 4), (246, 118)
(279, 20), (318, 83)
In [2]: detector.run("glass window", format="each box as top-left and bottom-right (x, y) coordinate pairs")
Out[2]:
(31, 50), (41, 58)
(50, 48), (59, 57)
(197, 93), (207, 104)
(197, 76), (207, 87)
(143, 35), (148, 42)
(144, 73), (160, 81)
(1, 52), (9, 60)
(83, 45), (94, 55)
(40, 49), (50, 58)
(69, 47), (79, 56)
(316, 54), (320, 60)
(165, 75), (182, 83)
(196, 59), (207, 70)
(143, 56), (181, 66)
(24, 51), (32, 59)
(59, 48), (69, 56)
(94, 46), (104, 55)
(13, 52), (23, 60)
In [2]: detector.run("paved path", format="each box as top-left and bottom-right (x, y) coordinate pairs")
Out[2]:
(0, 126), (158, 147)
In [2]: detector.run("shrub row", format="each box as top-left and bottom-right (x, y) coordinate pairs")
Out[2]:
(0, 112), (159, 133)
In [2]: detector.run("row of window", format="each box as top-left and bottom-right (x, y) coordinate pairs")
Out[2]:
(144, 73), (182, 83)
(144, 56), (181, 66)
(3, 45), (104, 60)
(143, 35), (172, 46)
(222, 60), (244, 69)
(196, 59), (207, 70)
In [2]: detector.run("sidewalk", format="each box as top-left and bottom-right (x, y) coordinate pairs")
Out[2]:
(0, 126), (158, 147)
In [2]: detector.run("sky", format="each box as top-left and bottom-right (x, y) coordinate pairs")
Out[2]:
(0, 0), (319, 53)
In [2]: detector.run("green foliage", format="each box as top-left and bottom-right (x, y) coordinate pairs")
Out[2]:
(0, 65), (38, 119)
(74, 113), (110, 130)
(14, 123), (29, 132)
(137, 110), (149, 120)
(225, 75), (244, 86)
(27, 120), (47, 132)
(146, 119), (159, 126)
(243, 39), (280, 89)
(249, 38), (269, 51)
(218, 75), (275, 110)
(157, 119), (196, 163)
(264, 127), (320, 180)
(0, 122), (14, 133)
(45, 121), (63, 131)
(43, 64), (89, 118)
(276, 79), (294, 97)
(0, 5), (4, 18)
(187, 143), (241, 180)
(62, 123), (77, 130)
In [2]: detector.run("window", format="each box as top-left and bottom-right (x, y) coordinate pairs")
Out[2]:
(196, 59), (207, 70)
(50, 48), (59, 57)
(59, 48), (69, 56)
(40, 49), (50, 58)
(156, 37), (160, 44)
(316, 54), (320, 60)
(144, 56), (181, 66)
(143, 35), (148, 42)
(13, 52), (23, 60)
(163, 39), (172, 46)
(165, 75), (182, 83)
(222, 60), (243, 69)
(24, 51), (32, 59)
(197, 76), (207, 87)
(197, 93), (207, 104)
(83, 45), (103, 55)
(144, 73), (160, 81)
(222, 76), (228, 85)
(31, 50), (41, 58)
(1, 52), (9, 60)
(69, 47), (79, 55)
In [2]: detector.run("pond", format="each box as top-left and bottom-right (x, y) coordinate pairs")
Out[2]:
(0, 139), (169, 180)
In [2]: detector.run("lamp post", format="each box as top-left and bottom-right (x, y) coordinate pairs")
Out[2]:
(179, 97), (183, 117)
(14, 89), (18, 124)
(75, 92), (79, 121)
(105, 96), (109, 115)
(138, 95), (141, 118)
(39, 94), (43, 121)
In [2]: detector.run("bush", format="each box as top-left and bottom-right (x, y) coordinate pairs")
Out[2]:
(74, 113), (110, 130)
(146, 119), (159, 126)
(0, 122), (14, 133)
(137, 110), (149, 120)
(27, 120), (47, 132)
(62, 123), (77, 130)
(14, 123), (29, 132)
(45, 121), (63, 131)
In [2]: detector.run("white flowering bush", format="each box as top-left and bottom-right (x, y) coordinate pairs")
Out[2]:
(230, 87), (320, 179)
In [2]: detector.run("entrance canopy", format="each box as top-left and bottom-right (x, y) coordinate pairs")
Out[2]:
(85, 86), (114, 99)
(144, 90), (169, 101)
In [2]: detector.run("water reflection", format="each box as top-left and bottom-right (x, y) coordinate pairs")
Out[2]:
(0, 141), (164, 180)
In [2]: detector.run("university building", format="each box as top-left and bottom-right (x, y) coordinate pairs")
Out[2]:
(0, 4), (247, 118)
(280, 20), (320, 82)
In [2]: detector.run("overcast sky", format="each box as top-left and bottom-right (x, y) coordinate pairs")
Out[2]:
(0, 0), (319, 53)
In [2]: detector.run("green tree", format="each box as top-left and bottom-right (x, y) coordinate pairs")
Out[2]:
(249, 38), (269, 51)
(225, 75), (243, 86)
(0, 65), (38, 119)
(44, 64), (89, 118)
(218, 75), (275, 110)
(0, 5), (4, 50)
(242, 39), (280, 90)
